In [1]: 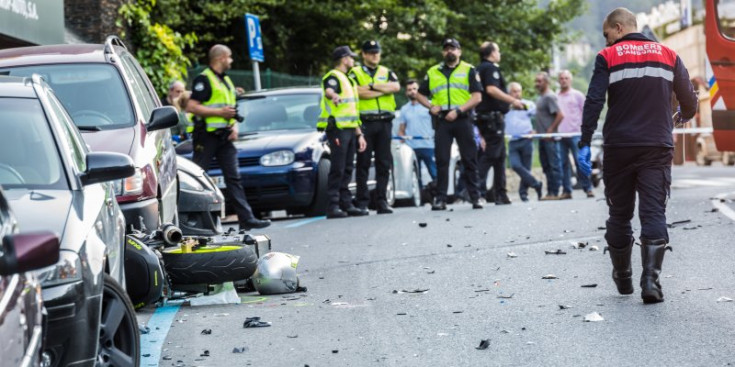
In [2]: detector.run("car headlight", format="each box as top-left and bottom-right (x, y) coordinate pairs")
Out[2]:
(113, 168), (144, 195)
(35, 250), (83, 288)
(179, 171), (204, 191)
(260, 150), (295, 166)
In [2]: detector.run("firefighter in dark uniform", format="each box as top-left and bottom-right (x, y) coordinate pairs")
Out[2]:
(416, 38), (484, 210)
(318, 46), (368, 219)
(186, 44), (270, 230)
(349, 40), (400, 214)
(578, 8), (697, 303)
(475, 41), (526, 205)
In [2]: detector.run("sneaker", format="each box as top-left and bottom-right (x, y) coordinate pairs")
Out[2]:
(585, 190), (595, 198)
(540, 195), (560, 201)
(431, 198), (447, 211)
(559, 192), (573, 200)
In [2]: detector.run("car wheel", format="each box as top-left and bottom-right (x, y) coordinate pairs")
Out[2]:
(161, 243), (258, 285)
(305, 159), (330, 217)
(98, 273), (140, 367)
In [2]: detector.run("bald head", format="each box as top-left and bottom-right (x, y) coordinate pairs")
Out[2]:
(208, 44), (233, 73)
(603, 8), (637, 46)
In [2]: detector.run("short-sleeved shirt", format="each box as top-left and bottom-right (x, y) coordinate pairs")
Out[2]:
(535, 91), (560, 133)
(190, 71), (230, 103)
(418, 63), (483, 103)
(397, 101), (433, 149)
(556, 88), (586, 133)
(347, 65), (398, 84)
(505, 99), (536, 139)
(475, 60), (509, 114)
(322, 73), (357, 95)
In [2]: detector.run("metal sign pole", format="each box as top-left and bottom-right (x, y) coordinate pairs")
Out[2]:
(252, 61), (261, 91)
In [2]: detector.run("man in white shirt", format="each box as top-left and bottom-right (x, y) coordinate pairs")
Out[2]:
(505, 82), (543, 201)
(397, 79), (436, 188)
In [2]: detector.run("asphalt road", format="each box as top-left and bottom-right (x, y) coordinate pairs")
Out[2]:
(138, 165), (735, 367)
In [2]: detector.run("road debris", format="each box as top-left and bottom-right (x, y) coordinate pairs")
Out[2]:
(139, 325), (150, 334)
(232, 347), (248, 353)
(393, 289), (429, 294)
(243, 316), (272, 328)
(717, 297), (733, 302)
(545, 249), (567, 255)
(200, 350), (210, 357)
(446, 244), (453, 248)
(497, 294), (514, 299)
(507, 252), (518, 258)
(581, 284), (598, 288)
(418, 222), (427, 228)
(426, 270), (436, 274)
(287, 335), (299, 338)
(583, 312), (604, 322)
(332, 350), (339, 354)
(589, 245), (599, 251)
(397, 312), (407, 316)
(559, 305), (571, 310)
(200, 329), (212, 335)
(570, 242), (587, 249)
(667, 219), (692, 228)
(542, 274), (558, 279)
(453, 311), (464, 314)
(474, 289), (491, 293)
(475, 339), (490, 350)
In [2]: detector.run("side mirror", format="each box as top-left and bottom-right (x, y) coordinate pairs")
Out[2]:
(0, 232), (59, 276)
(80, 152), (135, 186)
(147, 106), (179, 132)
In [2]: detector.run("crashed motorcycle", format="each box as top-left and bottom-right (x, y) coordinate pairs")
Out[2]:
(123, 224), (271, 308)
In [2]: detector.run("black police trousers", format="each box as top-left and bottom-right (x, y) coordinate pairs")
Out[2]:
(193, 129), (255, 223)
(326, 128), (357, 211)
(603, 147), (673, 248)
(355, 117), (393, 208)
(435, 116), (480, 201)
(478, 134), (508, 199)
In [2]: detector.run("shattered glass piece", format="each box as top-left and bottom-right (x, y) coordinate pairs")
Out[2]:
(507, 252), (518, 258)
(583, 312), (604, 322)
(542, 274), (558, 279)
(243, 316), (272, 328)
(717, 297), (733, 302)
(545, 249), (567, 255)
(475, 339), (490, 350)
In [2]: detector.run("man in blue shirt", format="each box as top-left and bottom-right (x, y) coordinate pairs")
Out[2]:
(505, 82), (543, 201)
(397, 79), (436, 188)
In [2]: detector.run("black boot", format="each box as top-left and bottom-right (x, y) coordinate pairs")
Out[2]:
(604, 241), (634, 295)
(640, 239), (672, 304)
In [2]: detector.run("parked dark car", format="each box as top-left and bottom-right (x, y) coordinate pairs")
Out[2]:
(0, 75), (139, 367)
(177, 87), (421, 216)
(0, 188), (60, 367)
(176, 156), (224, 236)
(0, 36), (179, 233)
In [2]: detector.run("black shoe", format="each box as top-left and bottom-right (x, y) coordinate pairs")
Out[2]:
(471, 200), (483, 209)
(326, 208), (348, 219)
(604, 241), (634, 295)
(534, 182), (543, 200)
(343, 206), (369, 216)
(431, 198), (447, 211)
(495, 193), (511, 205)
(377, 201), (393, 214)
(240, 218), (271, 230)
(640, 239), (671, 304)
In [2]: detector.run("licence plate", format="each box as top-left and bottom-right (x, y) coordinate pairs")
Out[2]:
(213, 176), (226, 189)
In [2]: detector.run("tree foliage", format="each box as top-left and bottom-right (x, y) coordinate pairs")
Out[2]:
(125, 0), (585, 90)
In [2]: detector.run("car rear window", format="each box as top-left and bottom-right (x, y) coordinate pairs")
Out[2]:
(237, 93), (320, 134)
(0, 64), (134, 130)
(0, 98), (67, 190)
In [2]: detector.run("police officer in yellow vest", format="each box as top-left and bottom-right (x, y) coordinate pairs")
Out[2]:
(416, 38), (484, 210)
(187, 44), (271, 230)
(318, 46), (368, 219)
(348, 40), (400, 214)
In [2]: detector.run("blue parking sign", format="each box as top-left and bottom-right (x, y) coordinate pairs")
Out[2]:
(245, 13), (264, 62)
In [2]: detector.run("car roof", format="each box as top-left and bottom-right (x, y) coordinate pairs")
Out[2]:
(241, 86), (320, 98)
(0, 76), (37, 98)
(0, 44), (119, 68)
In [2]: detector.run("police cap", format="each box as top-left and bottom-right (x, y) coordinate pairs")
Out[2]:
(442, 38), (461, 49)
(332, 45), (358, 61)
(361, 40), (381, 53)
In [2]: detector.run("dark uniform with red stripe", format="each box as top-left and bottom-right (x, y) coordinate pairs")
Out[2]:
(580, 33), (697, 247)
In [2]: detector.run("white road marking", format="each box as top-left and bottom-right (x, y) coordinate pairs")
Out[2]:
(711, 191), (735, 222)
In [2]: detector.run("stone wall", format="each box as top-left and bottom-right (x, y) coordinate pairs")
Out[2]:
(65, 0), (125, 43)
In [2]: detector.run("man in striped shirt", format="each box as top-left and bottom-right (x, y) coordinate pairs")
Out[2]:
(577, 8), (697, 304)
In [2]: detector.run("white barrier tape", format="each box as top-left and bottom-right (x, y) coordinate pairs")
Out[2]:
(394, 127), (713, 140)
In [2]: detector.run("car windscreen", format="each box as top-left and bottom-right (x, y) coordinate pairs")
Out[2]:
(0, 64), (134, 130)
(0, 98), (68, 190)
(236, 93), (320, 134)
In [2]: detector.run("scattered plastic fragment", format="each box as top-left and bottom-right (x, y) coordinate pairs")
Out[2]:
(243, 317), (272, 328)
(393, 289), (429, 294)
(583, 312), (604, 322)
(426, 270), (436, 274)
(570, 242), (587, 249)
(545, 249), (567, 255)
(162, 355), (172, 360)
(232, 347), (248, 353)
(287, 335), (299, 338)
(201, 329), (212, 335)
(507, 252), (518, 258)
(475, 339), (490, 350)
(542, 274), (558, 279)
(332, 350), (339, 354)
(453, 311), (464, 314)
(589, 246), (599, 251)
(139, 325), (150, 335)
(142, 354), (151, 358)
(200, 350), (210, 357)
(667, 219), (691, 228)
(397, 312), (407, 316)
(698, 287), (714, 290)
(559, 305), (571, 310)
(446, 244), (453, 248)
(446, 218), (450, 222)
(581, 284), (598, 288)
(474, 289), (491, 292)
(597, 226), (606, 230)
(418, 222), (427, 228)
(497, 294), (514, 299)
(717, 297), (733, 302)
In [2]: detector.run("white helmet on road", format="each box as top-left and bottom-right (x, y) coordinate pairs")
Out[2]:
(253, 252), (301, 295)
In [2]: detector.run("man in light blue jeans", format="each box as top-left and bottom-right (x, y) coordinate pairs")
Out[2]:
(505, 82), (542, 201)
(397, 79), (437, 188)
